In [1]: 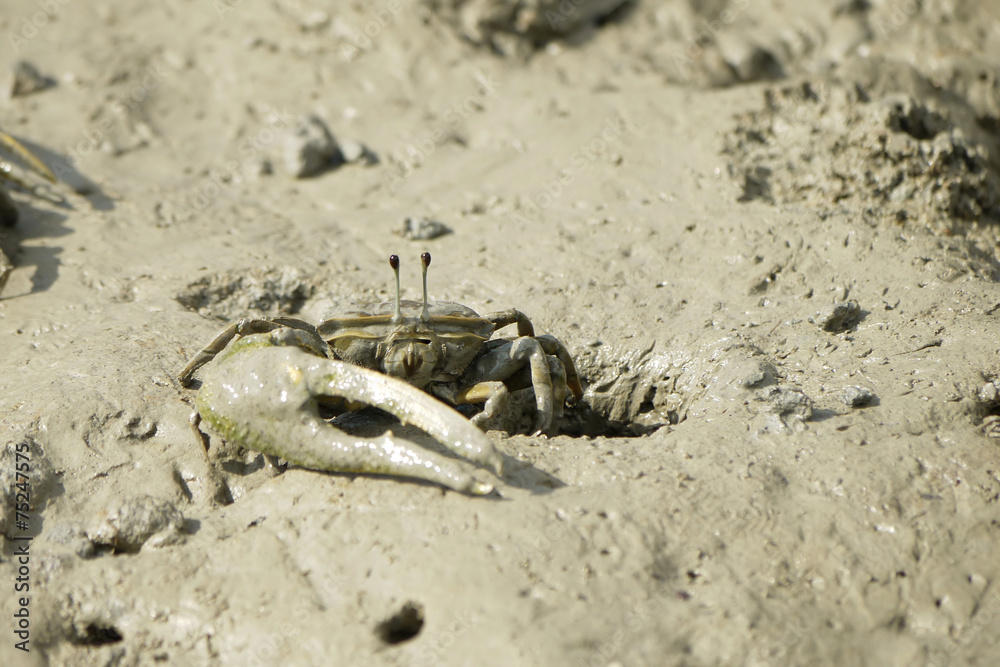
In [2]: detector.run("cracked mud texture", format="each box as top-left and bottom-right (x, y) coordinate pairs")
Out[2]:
(2, 1), (1000, 666)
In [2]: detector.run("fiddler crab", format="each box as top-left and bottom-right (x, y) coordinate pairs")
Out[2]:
(1, 129), (61, 294)
(179, 253), (583, 495)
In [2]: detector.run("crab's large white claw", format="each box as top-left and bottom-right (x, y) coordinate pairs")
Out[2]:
(195, 335), (503, 495)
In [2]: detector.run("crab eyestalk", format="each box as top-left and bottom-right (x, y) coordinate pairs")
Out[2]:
(420, 252), (431, 323)
(389, 254), (402, 324)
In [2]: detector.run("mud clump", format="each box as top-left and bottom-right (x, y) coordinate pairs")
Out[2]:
(725, 65), (1000, 234)
(976, 380), (1000, 437)
(841, 385), (876, 408)
(810, 300), (862, 333)
(760, 387), (813, 433)
(576, 343), (676, 435)
(175, 266), (315, 321)
(46, 521), (99, 559)
(88, 495), (186, 554)
(281, 114), (344, 179)
(0, 433), (59, 539)
(428, 0), (631, 54)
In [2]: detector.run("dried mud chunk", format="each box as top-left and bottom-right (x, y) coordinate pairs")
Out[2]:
(401, 216), (452, 240)
(584, 362), (656, 426)
(88, 495), (185, 553)
(810, 300), (861, 333)
(176, 266), (314, 321)
(0, 434), (59, 539)
(432, 0), (629, 50)
(841, 385), (876, 407)
(734, 359), (777, 389)
(762, 386), (813, 432)
(977, 381), (1000, 437)
(724, 63), (1000, 231)
(46, 521), (97, 559)
(282, 114), (343, 178)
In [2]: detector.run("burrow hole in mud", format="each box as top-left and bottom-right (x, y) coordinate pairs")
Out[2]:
(71, 623), (124, 646)
(376, 601), (424, 645)
(559, 401), (665, 438)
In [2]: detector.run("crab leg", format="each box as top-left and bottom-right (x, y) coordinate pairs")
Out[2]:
(0, 130), (57, 183)
(483, 308), (535, 337)
(446, 381), (509, 431)
(196, 336), (502, 494)
(179, 316), (323, 386)
(546, 356), (568, 425)
(535, 334), (584, 400)
(0, 130), (65, 205)
(460, 337), (557, 435)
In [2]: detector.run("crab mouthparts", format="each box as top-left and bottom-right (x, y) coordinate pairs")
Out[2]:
(402, 342), (423, 377)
